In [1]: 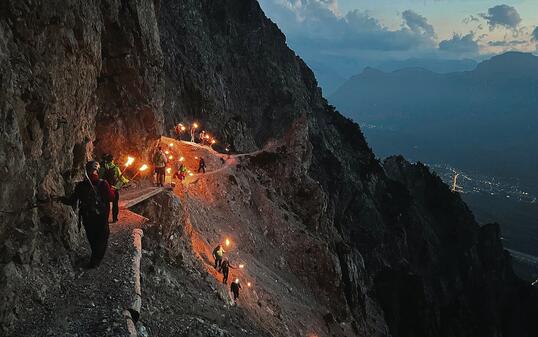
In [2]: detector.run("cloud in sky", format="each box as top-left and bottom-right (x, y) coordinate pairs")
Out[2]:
(439, 33), (479, 56)
(480, 5), (521, 30)
(260, 0), (436, 52)
(402, 10), (434, 37)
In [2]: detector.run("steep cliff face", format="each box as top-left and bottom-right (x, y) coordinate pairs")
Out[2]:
(1, 0), (536, 336)
(156, 1), (537, 336)
(0, 0), (163, 330)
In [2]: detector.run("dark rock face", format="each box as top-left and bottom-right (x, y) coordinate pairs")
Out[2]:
(0, 0), (163, 331)
(1, 0), (536, 336)
(158, 0), (316, 152)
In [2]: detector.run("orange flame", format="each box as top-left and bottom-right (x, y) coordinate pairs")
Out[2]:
(181, 126), (186, 131)
(179, 157), (185, 162)
(125, 156), (135, 167)
(225, 238), (230, 247)
(166, 168), (171, 174)
(165, 150), (170, 154)
(247, 282), (251, 287)
(169, 143), (174, 147)
(188, 172), (193, 176)
(211, 139), (216, 144)
(193, 123), (199, 128)
(139, 164), (148, 171)
(168, 155), (173, 160)
(239, 264), (244, 269)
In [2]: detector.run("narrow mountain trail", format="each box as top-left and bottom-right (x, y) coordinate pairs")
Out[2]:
(14, 199), (154, 336)
(13, 139), (329, 337)
(163, 137), (337, 337)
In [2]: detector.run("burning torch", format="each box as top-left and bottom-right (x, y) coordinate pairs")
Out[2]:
(129, 164), (149, 180)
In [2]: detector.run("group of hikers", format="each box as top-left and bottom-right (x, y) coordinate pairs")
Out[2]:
(152, 145), (206, 187)
(59, 122), (247, 303)
(173, 121), (217, 147)
(213, 244), (243, 302)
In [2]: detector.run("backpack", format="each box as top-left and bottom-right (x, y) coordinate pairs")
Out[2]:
(153, 151), (166, 167)
(103, 163), (118, 186)
(80, 180), (108, 218)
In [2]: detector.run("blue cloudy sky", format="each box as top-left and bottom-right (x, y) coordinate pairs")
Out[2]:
(258, 0), (538, 87)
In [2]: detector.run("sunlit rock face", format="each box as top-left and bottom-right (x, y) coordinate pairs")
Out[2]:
(1, 0), (537, 336)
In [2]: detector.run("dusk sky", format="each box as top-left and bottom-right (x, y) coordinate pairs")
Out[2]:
(258, 0), (538, 80)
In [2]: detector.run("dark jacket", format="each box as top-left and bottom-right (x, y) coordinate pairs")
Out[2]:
(231, 281), (241, 294)
(65, 178), (114, 221)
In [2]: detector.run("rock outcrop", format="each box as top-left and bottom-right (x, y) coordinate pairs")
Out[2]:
(1, 0), (536, 336)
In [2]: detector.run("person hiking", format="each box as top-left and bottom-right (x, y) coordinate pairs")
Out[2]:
(198, 130), (206, 145)
(190, 123), (198, 142)
(230, 279), (241, 301)
(62, 161), (114, 268)
(213, 244), (225, 269)
(100, 153), (129, 223)
(219, 259), (236, 284)
(153, 146), (168, 187)
(173, 163), (187, 182)
(174, 123), (186, 140)
(198, 157), (206, 173)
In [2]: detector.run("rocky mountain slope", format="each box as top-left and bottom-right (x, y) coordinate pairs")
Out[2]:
(1, 0), (536, 336)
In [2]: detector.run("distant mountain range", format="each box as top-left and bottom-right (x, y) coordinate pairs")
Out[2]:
(373, 57), (477, 74)
(302, 56), (478, 96)
(330, 52), (538, 192)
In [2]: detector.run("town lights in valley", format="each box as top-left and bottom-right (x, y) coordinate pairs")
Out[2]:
(125, 156), (135, 167)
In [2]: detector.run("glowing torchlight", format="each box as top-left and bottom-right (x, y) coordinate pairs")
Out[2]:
(205, 134), (210, 139)
(235, 278), (239, 284)
(179, 157), (185, 162)
(188, 172), (193, 176)
(125, 156), (135, 167)
(239, 264), (244, 269)
(169, 155), (173, 160)
(247, 282), (251, 287)
(169, 143), (174, 147)
(181, 126), (186, 131)
(193, 123), (199, 128)
(165, 150), (170, 155)
(166, 168), (171, 174)
(139, 164), (148, 171)
(211, 139), (216, 144)
(225, 239), (230, 247)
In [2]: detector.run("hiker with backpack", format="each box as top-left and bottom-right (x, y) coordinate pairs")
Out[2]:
(153, 146), (168, 187)
(173, 163), (188, 182)
(197, 157), (206, 173)
(230, 279), (241, 302)
(62, 161), (115, 268)
(219, 258), (236, 285)
(100, 153), (129, 223)
(213, 244), (225, 269)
